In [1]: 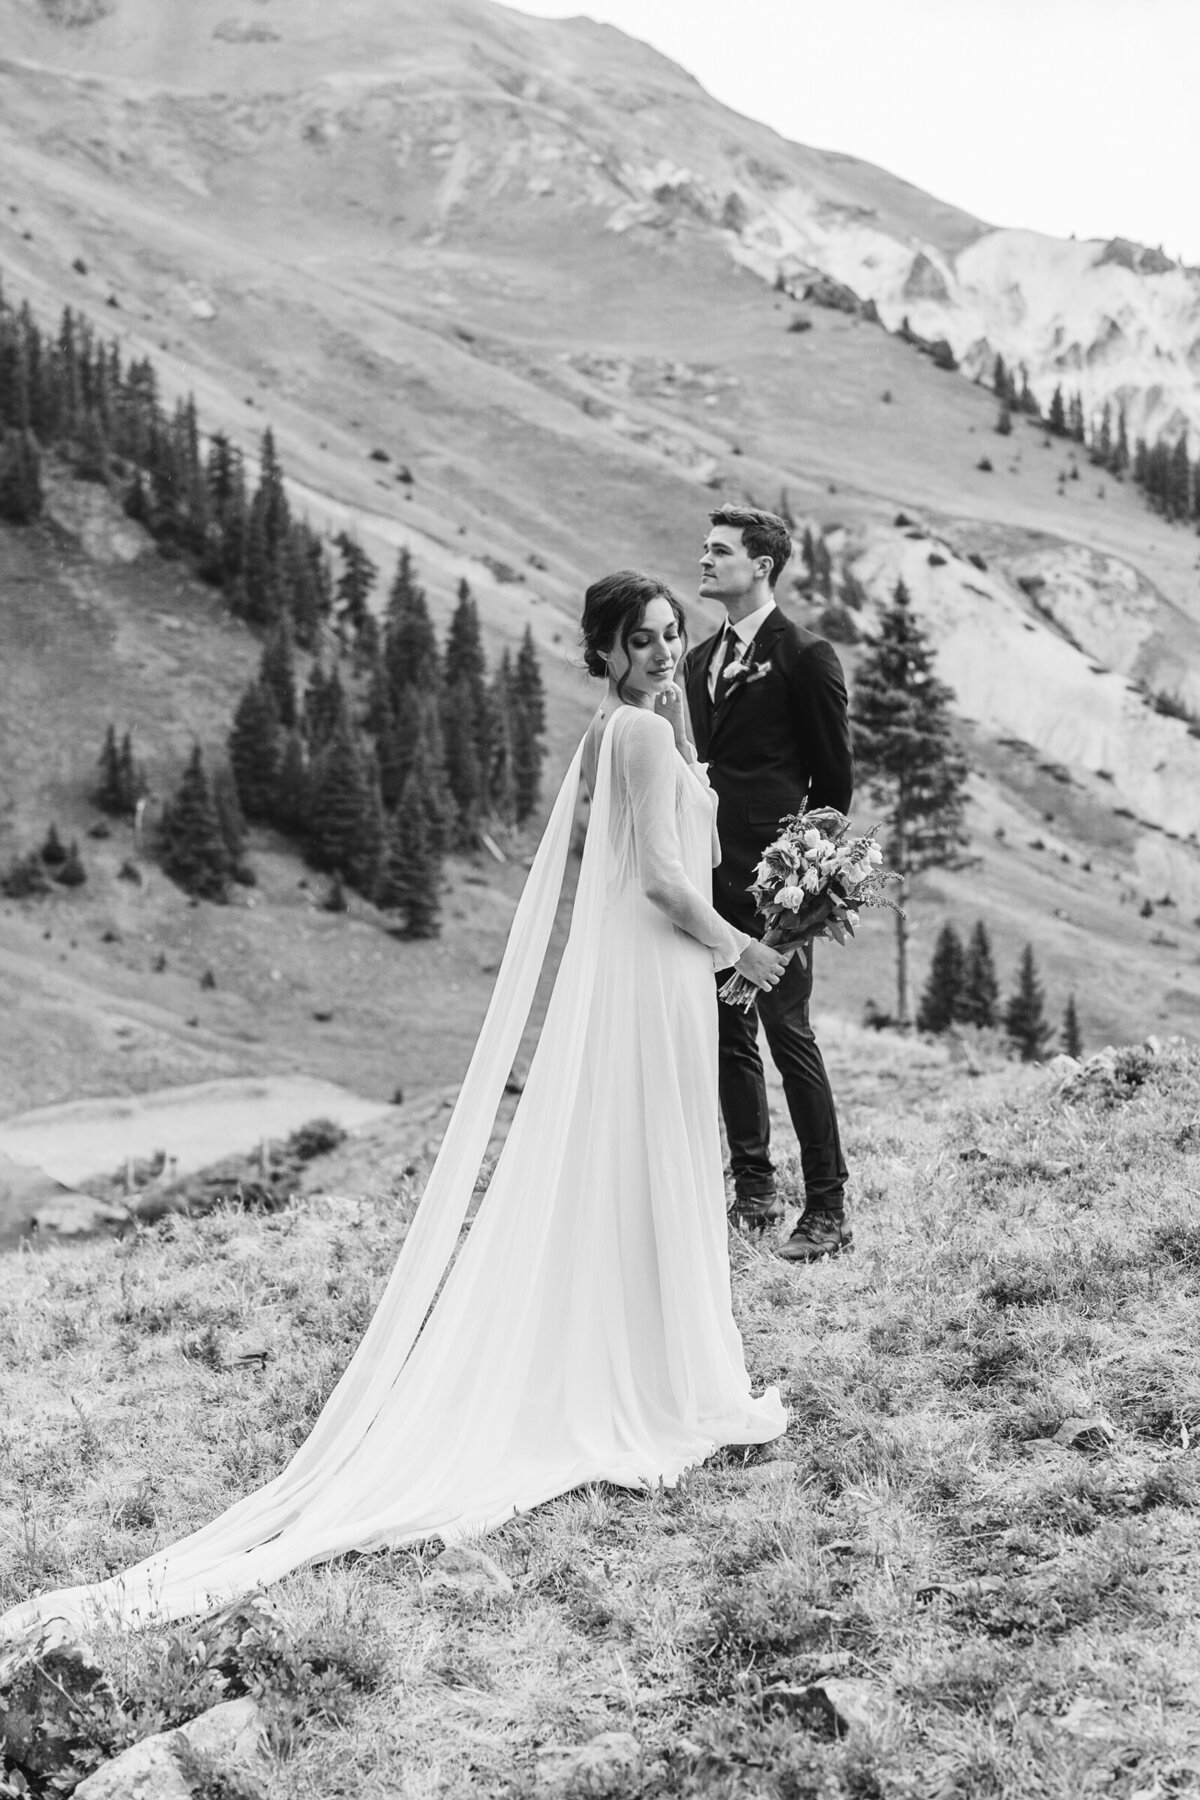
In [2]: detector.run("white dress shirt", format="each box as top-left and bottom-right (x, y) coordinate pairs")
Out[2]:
(707, 599), (776, 699)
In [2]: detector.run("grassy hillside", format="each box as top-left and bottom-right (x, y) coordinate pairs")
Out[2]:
(2, 1034), (1198, 1797)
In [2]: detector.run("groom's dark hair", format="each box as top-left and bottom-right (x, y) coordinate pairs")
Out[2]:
(708, 506), (793, 588)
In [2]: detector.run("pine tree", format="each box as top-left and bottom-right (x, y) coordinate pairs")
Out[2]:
(407, 694), (455, 855)
(94, 725), (140, 816)
(160, 746), (231, 902)
(995, 401), (1013, 436)
(273, 729), (310, 835)
(211, 760), (252, 885)
(1004, 944), (1053, 1062)
(303, 662), (348, 751)
(960, 919), (1000, 1028)
(356, 753), (385, 898)
(333, 532), (379, 639)
(487, 651), (518, 823)
(54, 840), (87, 888)
(118, 732), (143, 815)
(384, 549), (441, 699)
(812, 535), (834, 601)
(40, 824), (68, 867)
(0, 427), (44, 524)
(73, 406), (111, 484)
(1047, 385), (1067, 437)
(379, 777), (442, 938)
(1062, 993), (1083, 1059)
(307, 724), (376, 891)
(916, 923), (964, 1034)
(285, 522), (330, 648)
(445, 578), (492, 780)
(799, 526), (816, 586)
(850, 579), (970, 1026)
(95, 725), (121, 813)
(228, 681), (282, 822)
(259, 616), (298, 728)
(1091, 400), (1113, 469)
(239, 488), (285, 626)
(442, 678), (485, 836)
(1167, 432), (1191, 521)
(511, 625), (547, 821)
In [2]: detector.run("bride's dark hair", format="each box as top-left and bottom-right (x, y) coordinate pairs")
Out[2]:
(581, 571), (687, 703)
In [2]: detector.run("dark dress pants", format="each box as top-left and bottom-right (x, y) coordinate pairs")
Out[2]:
(716, 946), (847, 1213)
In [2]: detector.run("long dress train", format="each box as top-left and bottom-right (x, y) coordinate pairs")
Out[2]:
(0, 706), (785, 1637)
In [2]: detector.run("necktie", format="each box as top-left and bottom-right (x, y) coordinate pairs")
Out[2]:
(708, 624), (739, 701)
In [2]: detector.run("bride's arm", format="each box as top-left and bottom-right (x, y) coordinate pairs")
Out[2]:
(653, 682), (725, 863)
(622, 710), (752, 971)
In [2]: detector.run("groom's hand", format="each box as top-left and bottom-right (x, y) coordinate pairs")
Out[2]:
(734, 941), (789, 992)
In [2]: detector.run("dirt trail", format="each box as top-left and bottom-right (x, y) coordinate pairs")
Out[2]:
(0, 1076), (393, 1186)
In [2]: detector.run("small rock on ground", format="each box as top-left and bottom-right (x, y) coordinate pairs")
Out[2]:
(1054, 1416), (1116, 1451)
(422, 1545), (514, 1600)
(537, 1730), (641, 1792)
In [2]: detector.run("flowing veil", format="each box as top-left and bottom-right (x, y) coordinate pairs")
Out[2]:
(1, 734), (596, 1636)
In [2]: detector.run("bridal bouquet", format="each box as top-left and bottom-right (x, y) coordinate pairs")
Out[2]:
(719, 805), (900, 1011)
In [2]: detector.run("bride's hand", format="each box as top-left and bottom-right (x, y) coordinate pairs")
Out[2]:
(654, 682), (688, 748)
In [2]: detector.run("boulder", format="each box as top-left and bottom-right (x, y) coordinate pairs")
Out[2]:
(73, 1697), (266, 1800)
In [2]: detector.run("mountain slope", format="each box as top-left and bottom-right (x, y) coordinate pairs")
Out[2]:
(2, 0), (1200, 1090)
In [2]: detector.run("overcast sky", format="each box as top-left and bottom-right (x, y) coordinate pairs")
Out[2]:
(509, 0), (1200, 265)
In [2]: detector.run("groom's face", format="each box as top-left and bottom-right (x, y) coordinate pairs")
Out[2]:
(699, 525), (767, 608)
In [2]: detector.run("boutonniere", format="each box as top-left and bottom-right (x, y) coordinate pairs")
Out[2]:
(722, 647), (771, 694)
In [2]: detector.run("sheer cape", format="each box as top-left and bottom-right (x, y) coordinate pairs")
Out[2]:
(0, 709), (784, 1638)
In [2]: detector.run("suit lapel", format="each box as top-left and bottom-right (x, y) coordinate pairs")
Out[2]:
(708, 608), (786, 746)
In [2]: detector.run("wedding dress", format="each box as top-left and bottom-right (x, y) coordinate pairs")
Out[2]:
(1, 706), (785, 1637)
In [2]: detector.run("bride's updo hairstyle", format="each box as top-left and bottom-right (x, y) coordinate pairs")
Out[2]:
(581, 570), (687, 704)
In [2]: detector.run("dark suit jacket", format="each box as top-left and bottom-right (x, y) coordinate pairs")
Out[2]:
(683, 608), (853, 936)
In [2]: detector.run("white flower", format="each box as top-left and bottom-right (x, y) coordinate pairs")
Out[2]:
(845, 909), (860, 928)
(803, 828), (823, 849)
(867, 843), (884, 866)
(776, 883), (805, 911)
(802, 867), (822, 893)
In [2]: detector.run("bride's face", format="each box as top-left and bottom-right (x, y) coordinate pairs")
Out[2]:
(607, 596), (682, 703)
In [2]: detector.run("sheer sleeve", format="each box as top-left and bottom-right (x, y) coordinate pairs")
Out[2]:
(617, 711), (752, 971)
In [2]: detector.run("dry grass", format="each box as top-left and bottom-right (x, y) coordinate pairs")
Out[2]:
(3, 1036), (1200, 1798)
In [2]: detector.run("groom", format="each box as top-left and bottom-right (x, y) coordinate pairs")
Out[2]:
(684, 506), (854, 1261)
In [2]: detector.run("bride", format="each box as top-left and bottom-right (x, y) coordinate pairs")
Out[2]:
(1, 570), (788, 1639)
